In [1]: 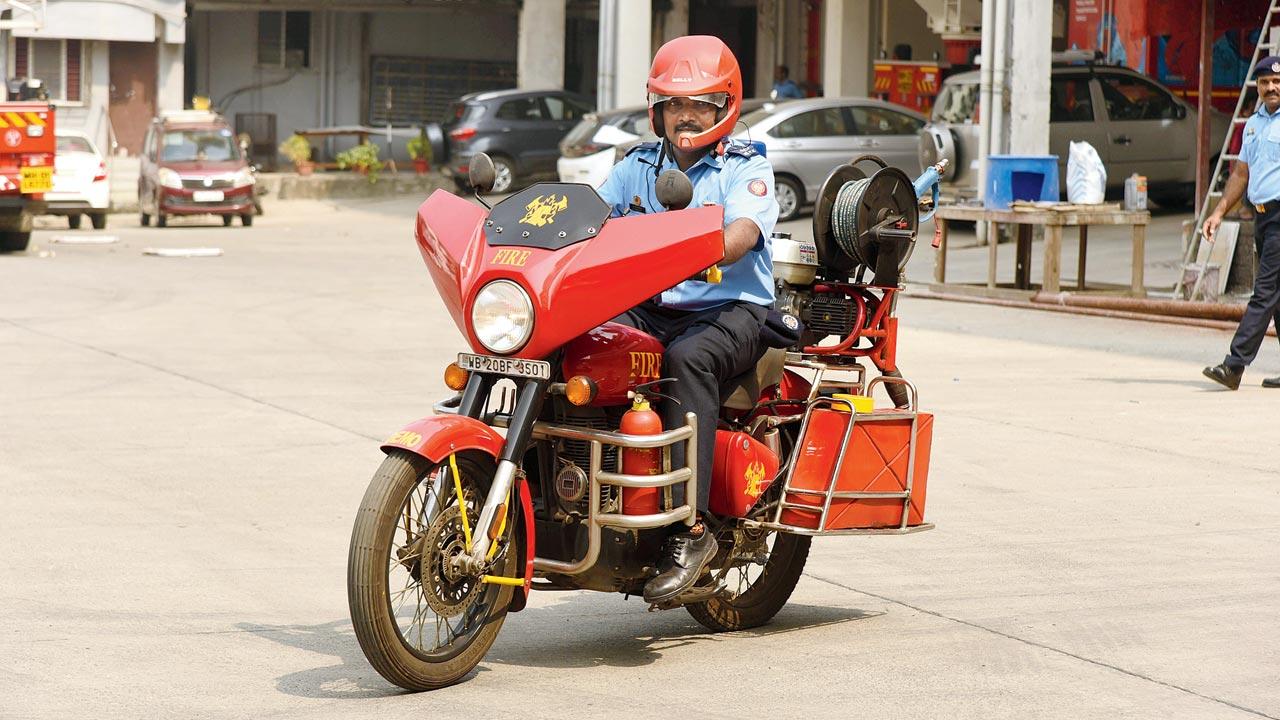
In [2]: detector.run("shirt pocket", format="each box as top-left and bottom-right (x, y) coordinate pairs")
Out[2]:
(1263, 123), (1280, 161)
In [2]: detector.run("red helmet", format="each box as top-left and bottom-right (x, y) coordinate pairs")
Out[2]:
(647, 35), (742, 150)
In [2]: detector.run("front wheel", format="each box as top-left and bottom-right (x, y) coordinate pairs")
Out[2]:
(348, 450), (518, 691)
(686, 529), (811, 632)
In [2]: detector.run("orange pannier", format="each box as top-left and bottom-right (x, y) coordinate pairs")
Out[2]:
(780, 406), (933, 531)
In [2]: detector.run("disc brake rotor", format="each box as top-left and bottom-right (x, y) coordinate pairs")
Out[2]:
(420, 505), (482, 617)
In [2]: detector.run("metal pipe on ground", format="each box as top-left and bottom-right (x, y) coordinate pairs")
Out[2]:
(910, 288), (1276, 338)
(1032, 291), (1245, 322)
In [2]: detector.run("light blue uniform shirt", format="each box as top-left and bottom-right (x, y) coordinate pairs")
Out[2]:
(597, 140), (779, 311)
(1240, 104), (1280, 204)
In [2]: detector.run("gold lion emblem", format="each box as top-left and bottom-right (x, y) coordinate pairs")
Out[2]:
(744, 461), (766, 497)
(519, 194), (568, 227)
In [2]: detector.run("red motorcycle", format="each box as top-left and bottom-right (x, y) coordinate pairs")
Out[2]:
(347, 153), (944, 690)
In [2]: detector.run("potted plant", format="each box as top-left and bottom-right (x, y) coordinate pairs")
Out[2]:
(335, 143), (384, 183)
(279, 134), (315, 176)
(407, 133), (432, 175)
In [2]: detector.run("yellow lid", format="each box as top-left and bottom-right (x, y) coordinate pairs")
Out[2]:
(831, 393), (873, 413)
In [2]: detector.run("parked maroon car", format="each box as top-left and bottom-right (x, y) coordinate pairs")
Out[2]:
(138, 110), (256, 227)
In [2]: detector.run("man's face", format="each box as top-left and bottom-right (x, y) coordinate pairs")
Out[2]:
(662, 97), (719, 148)
(1261, 75), (1280, 112)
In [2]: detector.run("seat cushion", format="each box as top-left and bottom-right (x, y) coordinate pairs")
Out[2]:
(723, 348), (787, 410)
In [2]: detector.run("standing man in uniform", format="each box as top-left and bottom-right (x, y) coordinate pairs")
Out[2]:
(771, 65), (805, 100)
(596, 36), (779, 603)
(1203, 57), (1280, 390)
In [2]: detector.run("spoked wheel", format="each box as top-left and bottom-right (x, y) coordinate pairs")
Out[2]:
(348, 450), (519, 690)
(686, 526), (811, 632)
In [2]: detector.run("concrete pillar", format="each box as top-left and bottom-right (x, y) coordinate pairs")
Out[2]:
(517, 0), (566, 91)
(655, 0), (688, 47)
(88, 41), (111, 154)
(157, 42), (184, 111)
(612, 0), (651, 108)
(1008, 0), (1051, 155)
(822, 0), (873, 97)
(755, 0), (779, 98)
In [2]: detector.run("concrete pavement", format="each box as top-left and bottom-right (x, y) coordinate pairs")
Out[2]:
(1, 196), (1277, 719)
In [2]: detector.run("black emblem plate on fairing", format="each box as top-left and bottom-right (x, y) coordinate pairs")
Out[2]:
(484, 182), (611, 250)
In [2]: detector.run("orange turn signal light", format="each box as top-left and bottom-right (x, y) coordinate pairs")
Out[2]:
(565, 375), (598, 406)
(444, 363), (469, 391)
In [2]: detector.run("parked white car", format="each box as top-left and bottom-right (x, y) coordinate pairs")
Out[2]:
(46, 130), (109, 229)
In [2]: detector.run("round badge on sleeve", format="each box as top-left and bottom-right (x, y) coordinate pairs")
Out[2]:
(748, 179), (768, 197)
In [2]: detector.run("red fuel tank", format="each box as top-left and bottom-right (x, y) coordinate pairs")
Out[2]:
(561, 322), (664, 406)
(709, 430), (779, 518)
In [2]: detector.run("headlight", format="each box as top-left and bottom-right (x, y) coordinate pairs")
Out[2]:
(232, 168), (255, 187)
(471, 280), (534, 354)
(157, 168), (183, 190)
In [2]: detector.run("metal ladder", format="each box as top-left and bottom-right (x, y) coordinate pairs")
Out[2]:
(1176, 0), (1280, 301)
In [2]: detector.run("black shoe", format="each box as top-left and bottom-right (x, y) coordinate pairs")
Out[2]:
(643, 525), (718, 603)
(1263, 376), (1280, 388)
(1202, 363), (1243, 390)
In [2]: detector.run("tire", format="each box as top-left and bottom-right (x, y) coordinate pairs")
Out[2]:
(222, 215), (233, 227)
(0, 231), (31, 252)
(90, 213), (107, 230)
(240, 213), (253, 227)
(348, 450), (518, 691)
(156, 213), (167, 228)
(453, 178), (472, 194)
(140, 212), (151, 227)
(775, 176), (803, 222)
(67, 214), (82, 230)
(489, 156), (515, 194)
(686, 530), (811, 632)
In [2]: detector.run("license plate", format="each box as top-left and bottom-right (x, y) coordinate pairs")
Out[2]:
(192, 190), (225, 202)
(457, 353), (550, 380)
(19, 166), (52, 193)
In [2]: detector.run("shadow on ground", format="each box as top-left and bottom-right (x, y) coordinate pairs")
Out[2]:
(238, 600), (877, 698)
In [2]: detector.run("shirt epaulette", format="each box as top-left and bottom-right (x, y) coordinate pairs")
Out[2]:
(625, 141), (660, 158)
(722, 141), (759, 159)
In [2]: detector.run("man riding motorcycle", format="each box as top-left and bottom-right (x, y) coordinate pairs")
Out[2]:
(596, 35), (779, 603)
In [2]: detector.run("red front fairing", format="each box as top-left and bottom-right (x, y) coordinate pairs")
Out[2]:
(415, 189), (724, 361)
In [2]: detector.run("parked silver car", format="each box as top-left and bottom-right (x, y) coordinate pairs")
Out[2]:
(919, 63), (1230, 207)
(734, 97), (926, 221)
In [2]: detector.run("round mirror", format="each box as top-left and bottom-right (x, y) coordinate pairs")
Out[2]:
(468, 153), (496, 194)
(655, 169), (693, 211)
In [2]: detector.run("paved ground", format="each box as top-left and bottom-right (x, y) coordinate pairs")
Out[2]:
(2, 197), (1278, 719)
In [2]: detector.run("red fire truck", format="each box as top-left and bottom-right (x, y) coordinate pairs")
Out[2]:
(0, 99), (55, 252)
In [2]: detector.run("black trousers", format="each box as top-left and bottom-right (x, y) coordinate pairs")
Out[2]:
(612, 300), (767, 513)
(1226, 203), (1280, 370)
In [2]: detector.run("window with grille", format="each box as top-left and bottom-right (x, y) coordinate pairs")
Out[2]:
(13, 38), (83, 102)
(368, 55), (516, 125)
(258, 11), (311, 69)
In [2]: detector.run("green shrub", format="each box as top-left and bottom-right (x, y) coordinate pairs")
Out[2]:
(278, 134), (312, 165)
(335, 143), (384, 183)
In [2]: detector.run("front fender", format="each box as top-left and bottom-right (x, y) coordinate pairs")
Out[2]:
(381, 414), (536, 610)
(381, 414), (505, 462)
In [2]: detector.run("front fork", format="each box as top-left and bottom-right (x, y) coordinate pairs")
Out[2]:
(452, 374), (548, 574)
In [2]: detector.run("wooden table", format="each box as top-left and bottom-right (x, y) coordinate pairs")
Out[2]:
(931, 203), (1151, 296)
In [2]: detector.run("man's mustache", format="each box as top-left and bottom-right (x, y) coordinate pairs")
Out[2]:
(675, 122), (703, 133)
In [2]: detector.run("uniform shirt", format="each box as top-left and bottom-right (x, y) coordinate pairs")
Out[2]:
(597, 140), (779, 311)
(1240, 103), (1280, 204)
(772, 79), (804, 100)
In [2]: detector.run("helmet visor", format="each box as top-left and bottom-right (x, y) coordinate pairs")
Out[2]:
(647, 91), (729, 109)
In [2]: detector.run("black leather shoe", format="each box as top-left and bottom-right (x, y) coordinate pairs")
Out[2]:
(643, 525), (717, 603)
(1263, 376), (1280, 388)
(1202, 363), (1243, 390)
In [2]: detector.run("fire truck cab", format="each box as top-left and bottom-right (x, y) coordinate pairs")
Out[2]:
(0, 79), (55, 252)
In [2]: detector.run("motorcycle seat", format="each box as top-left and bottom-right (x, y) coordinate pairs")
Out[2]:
(722, 347), (786, 411)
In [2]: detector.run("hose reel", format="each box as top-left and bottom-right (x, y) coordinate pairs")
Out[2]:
(813, 155), (919, 286)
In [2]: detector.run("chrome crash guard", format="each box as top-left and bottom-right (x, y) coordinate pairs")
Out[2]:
(435, 393), (698, 578)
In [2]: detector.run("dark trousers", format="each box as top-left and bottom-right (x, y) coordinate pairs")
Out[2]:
(1226, 204), (1280, 369)
(612, 300), (767, 513)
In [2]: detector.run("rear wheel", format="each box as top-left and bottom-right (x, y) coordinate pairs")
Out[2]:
(489, 156), (515, 194)
(140, 212), (151, 227)
(0, 231), (31, 252)
(90, 213), (107, 230)
(222, 215), (233, 227)
(348, 450), (518, 691)
(67, 214), (82, 230)
(686, 528), (811, 632)
(240, 213), (253, 227)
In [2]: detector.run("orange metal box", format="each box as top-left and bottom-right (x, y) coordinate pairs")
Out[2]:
(781, 409), (933, 531)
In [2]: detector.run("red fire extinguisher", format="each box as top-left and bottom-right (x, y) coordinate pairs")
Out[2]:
(620, 380), (675, 515)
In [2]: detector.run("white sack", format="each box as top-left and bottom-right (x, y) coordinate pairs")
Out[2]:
(1066, 140), (1106, 204)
